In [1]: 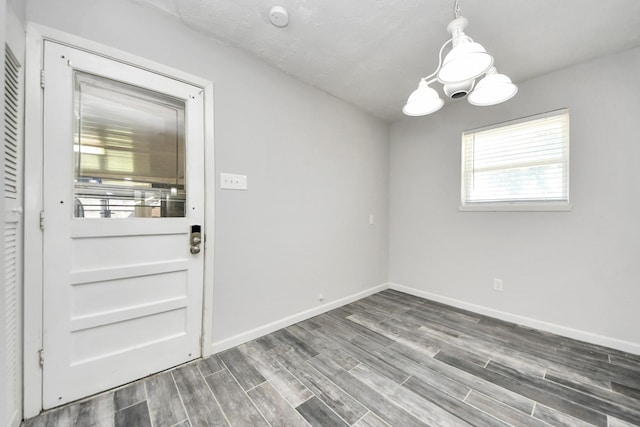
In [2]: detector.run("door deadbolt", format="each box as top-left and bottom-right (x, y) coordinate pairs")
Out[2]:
(190, 225), (202, 255)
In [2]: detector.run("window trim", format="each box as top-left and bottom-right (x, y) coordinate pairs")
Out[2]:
(459, 109), (571, 212)
(458, 201), (572, 212)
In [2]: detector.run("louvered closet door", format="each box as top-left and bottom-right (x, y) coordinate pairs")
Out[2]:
(4, 45), (23, 427)
(42, 41), (206, 408)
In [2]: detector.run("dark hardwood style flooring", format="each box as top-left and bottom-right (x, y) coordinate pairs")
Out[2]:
(23, 290), (640, 426)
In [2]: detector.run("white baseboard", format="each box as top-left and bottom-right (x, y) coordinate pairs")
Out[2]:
(210, 283), (390, 354)
(209, 281), (640, 356)
(389, 283), (640, 356)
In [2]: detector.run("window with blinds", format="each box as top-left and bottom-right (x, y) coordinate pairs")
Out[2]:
(460, 109), (570, 211)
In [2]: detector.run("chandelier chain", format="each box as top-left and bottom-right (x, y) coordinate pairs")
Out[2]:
(453, 0), (460, 19)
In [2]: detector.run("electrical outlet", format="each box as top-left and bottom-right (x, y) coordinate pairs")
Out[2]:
(493, 278), (504, 292)
(220, 173), (247, 190)
(318, 293), (324, 302)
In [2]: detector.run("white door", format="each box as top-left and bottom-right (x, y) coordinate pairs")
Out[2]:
(41, 41), (206, 408)
(4, 43), (24, 427)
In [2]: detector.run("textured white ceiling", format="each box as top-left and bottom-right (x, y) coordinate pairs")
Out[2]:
(131, 0), (640, 122)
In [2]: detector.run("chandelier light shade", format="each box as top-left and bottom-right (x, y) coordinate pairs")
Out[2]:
(403, 80), (445, 116)
(403, 1), (516, 116)
(467, 67), (518, 106)
(437, 18), (493, 84)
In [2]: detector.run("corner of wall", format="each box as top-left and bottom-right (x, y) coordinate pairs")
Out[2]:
(210, 283), (391, 354)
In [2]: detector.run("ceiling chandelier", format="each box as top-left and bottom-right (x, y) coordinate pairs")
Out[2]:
(403, 0), (518, 116)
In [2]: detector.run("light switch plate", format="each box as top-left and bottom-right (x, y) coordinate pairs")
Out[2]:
(220, 173), (247, 190)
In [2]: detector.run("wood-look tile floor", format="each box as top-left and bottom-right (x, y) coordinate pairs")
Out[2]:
(23, 290), (640, 426)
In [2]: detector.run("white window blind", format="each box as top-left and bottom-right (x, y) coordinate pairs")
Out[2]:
(461, 109), (570, 211)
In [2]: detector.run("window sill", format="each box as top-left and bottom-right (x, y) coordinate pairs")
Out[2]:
(458, 202), (572, 212)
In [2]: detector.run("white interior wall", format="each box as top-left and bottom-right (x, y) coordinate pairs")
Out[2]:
(389, 46), (640, 353)
(25, 0), (390, 350)
(8, 0), (22, 20)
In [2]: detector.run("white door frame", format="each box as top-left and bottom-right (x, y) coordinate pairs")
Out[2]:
(23, 24), (216, 418)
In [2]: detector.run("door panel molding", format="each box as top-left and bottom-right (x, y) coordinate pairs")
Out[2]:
(70, 259), (188, 284)
(70, 217), (186, 237)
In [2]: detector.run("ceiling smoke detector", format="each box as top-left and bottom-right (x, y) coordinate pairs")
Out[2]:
(269, 6), (289, 28)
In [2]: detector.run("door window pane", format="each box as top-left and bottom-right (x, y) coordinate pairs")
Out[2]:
(73, 72), (186, 218)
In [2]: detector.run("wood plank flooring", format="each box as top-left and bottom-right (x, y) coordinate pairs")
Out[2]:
(23, 290), (640, 426)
